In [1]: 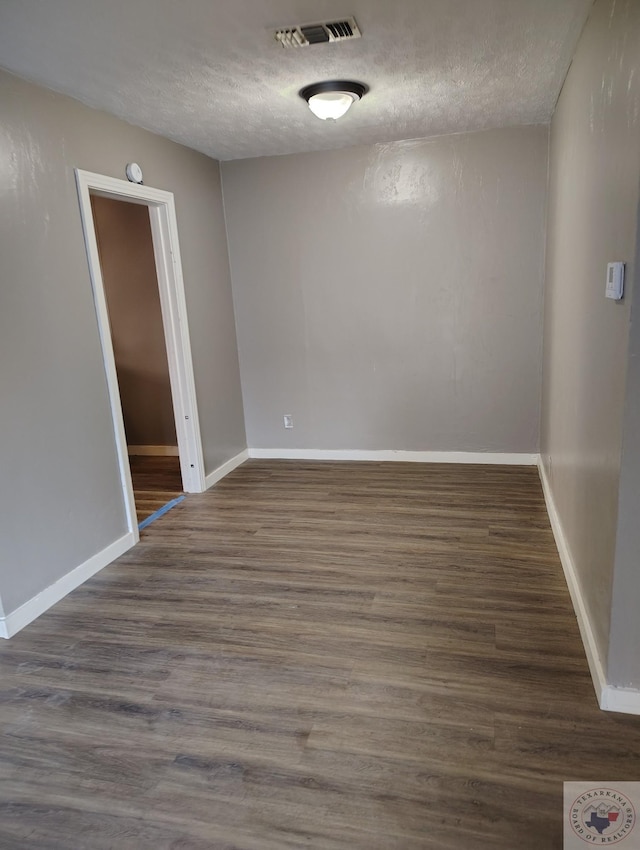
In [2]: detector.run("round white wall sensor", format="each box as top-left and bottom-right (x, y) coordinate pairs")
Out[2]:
(125, 162), (143, 184)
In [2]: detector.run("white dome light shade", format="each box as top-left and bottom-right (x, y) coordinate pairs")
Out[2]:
(307, 91), (358, 120)
(300, 81), (368, 121)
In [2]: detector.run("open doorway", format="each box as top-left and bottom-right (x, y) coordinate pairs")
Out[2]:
(76, 170), (206, 540)
(90, 195), (182, 526)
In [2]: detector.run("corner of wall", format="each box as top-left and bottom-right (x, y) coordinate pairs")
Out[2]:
(539, 455), (640, 715)
(0, 591), (6, 638)
(204, 448), (249, 490)
(536, 458), (608, 703)
(537, 122), (553, 459)
(0, 531), (136, 640)
(217, 159), (249, 450)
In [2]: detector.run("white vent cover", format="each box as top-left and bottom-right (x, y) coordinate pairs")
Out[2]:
(275, 17), (361, 48)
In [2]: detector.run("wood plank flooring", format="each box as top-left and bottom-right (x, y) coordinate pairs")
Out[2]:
(1, 460), (640, 849)
(129, 454), (183, 524)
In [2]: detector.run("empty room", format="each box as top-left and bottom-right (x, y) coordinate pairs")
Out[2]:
(1, 1), (640, 847)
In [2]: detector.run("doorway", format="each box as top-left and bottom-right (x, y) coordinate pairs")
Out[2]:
(76, 170), (206, 539)
(91, 195), (182, 525)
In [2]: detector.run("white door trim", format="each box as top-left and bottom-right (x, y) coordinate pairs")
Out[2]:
(75, 170), (206, 530)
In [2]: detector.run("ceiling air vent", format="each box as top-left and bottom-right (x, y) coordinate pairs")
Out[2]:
(275, 17), (361, 48)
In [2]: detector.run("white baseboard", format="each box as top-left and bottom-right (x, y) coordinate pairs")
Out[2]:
(0, 532), (136, 639)
(248, 449), (539, 465)
(537, 458), (616, 710)
(205, 449), (249, 490)
(539, 459), (640, 714)
(128, 445), (179, 456)
(600, 685), (640, 714)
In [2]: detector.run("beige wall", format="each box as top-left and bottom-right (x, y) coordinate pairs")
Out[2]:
(540, 0), (640, 671)
(0, 70), (246, 616)
(91, 196), (177, 448)
(222, 126), (548, 453)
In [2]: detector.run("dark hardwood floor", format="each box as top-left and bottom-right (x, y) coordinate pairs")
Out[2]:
(1, 460), (639, 849)
(129, 454), (183, 524)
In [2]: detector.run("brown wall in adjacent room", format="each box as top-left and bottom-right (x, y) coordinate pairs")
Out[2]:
(91, 195), (177, 449)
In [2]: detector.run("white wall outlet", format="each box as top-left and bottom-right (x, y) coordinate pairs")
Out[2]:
(606, 262), (625, 300)
(283, 414), (293, 429)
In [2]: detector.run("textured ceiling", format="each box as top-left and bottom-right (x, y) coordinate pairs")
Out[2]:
(0, 0), (593, 161)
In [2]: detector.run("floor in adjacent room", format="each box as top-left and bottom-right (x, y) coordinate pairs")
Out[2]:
(1, 460), (639, 849)
(129, 454), (183, 525)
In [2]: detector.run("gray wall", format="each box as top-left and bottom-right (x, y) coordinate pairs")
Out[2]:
(91, 196), (177, 449)
(540, 0), (640, 669)
(222, 127), (548, 452)
(0, 70), (246, 616)
(609, 211), (640, 688)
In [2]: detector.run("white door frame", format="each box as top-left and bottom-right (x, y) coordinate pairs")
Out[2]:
(75, 169), (206, 537)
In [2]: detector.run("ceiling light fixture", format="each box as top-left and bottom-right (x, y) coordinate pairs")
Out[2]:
(299, 80), (368, 121)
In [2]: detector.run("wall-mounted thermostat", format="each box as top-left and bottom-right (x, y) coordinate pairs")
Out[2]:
(606, 262), (625, 301)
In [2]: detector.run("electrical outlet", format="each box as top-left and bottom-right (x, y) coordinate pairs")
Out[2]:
(283, 414), (293, 429)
